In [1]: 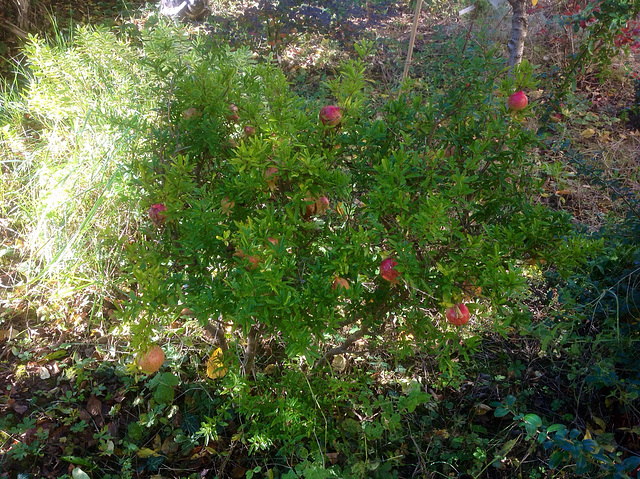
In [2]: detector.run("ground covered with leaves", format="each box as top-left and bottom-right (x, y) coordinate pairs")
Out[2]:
(1, 0), (640, 478)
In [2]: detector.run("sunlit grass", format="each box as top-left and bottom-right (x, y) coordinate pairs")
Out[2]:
(0, 23), (163, 312)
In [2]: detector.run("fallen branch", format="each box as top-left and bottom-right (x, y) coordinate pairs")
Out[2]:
(0, 19), (29, 39)
(314, 325), (368, 369)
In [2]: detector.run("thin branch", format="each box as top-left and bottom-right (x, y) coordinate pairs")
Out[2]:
(461, 0), (481, 55)
(401, 0), (423, 85)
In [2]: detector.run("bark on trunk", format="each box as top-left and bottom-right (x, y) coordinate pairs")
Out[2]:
(10, 0), (30, 32)
(242, 324), (261, 375)
(204, 315), (229, 352)
(507, 0), (528, 68)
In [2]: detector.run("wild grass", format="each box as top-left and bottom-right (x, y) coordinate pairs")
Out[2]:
(0, 24), (164, 314)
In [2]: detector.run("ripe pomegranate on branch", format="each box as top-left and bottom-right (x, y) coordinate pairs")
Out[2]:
(319, 105), (342, 127)
(508, 90), (528, 111)
(445, 303), (470, 326)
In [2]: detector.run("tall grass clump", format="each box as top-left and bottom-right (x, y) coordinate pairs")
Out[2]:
(0, 21), (181, 314)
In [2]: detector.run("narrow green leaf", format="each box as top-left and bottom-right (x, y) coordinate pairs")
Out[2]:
(549, 450), (565, 470)
(61, 456), (94, 469)
(592, 453), (613, 465)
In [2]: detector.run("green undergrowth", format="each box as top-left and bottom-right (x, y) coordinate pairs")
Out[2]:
(0, 11), (638, 479)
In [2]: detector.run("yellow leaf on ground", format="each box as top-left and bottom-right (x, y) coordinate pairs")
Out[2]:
(137, 448), (159, 458)
(207, 347), (228, 379)
(591, 416), (607, 434)
(532, 0), (538, 5)
(153, 434), (162, 450)
(581, 128), (596, 138)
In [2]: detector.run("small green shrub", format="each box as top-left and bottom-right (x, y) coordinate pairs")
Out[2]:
(121, 25), (573, 375)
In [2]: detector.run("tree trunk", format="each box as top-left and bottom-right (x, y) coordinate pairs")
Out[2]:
(242, 324), (261, 375)
(507, 0), (528, 68)
(11, 0), (30, 32)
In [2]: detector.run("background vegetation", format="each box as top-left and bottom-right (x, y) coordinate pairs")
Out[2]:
(1, 0), (639, 478)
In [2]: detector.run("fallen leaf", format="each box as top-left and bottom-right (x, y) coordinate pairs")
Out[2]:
(206, 347), (228, 379)
(433, 429), (450, 439)
(137, 447), (159, 458)
(72, 467), (91, 479)
(161, 436), (179, 455)
(581, 128), (596, 138)
(0, 329), (18, 341)
(331, 354), (347, 373)
(475, 403), (492, 415)
(263, 364), (277, 375)
(86, 395), (102, 417)
(230, 465), (246, 478)
(153, 433), (162, 450)
(12, 403), (28, 414)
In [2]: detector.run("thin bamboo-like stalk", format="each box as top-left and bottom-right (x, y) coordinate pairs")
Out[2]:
(402, 0), (424, 84)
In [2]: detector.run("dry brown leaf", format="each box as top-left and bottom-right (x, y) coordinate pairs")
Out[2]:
(86, 395), (102, 417)
(475, 403), (492, 415)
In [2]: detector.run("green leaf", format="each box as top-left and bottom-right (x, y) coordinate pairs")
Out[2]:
(43, 350), (69, 361)
(549, 450), (565, 470)
(523, 414), (542, 437)
(622, 456), (640, 472)
(494, 407), (510, 418)
(546, 424), (566, 434)
(592, 453), (613, 465)
(581, 439), (598, 453)
(62, 456), (95, 469)
(153, 384), (175, 404)
(575, 455), (590, 475)
(496, 438), (518, 457)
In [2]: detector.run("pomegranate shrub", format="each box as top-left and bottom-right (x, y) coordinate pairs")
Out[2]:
(124, 37), (574, 377)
